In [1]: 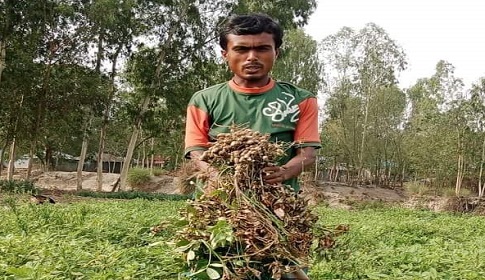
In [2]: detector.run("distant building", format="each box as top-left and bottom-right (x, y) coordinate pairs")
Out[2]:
(83, 153), (125, 174)
(3, 152), (125, 174)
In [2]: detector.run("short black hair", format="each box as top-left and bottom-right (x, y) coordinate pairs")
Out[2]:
(219, 13), (284, 51)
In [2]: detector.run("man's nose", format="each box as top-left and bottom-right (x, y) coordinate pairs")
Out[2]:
(246, 49), (258, 61)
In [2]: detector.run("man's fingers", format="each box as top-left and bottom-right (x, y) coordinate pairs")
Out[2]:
(262, 166), (287, 184)
(262, 166), (280, 173)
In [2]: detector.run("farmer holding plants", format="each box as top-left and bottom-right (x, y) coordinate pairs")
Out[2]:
(184, 13), (320, 279)
(185, 13), (320, 192)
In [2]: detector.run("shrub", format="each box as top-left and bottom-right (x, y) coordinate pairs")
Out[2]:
(0, 179), (38, 194)
(127, 168), (151, 188)
(152, 168), (166, 176)
(404, 181), (432, 196)
(421, 186), (472, 198)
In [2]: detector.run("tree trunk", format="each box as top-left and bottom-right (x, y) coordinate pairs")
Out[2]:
(455, 135), (464, 196)
(7, 139), (16, 180)
(0, 0), (12, 86)
(478, 136), (485, 197)
(455, 154), (464, 196)
(0, 40), (6, 85)
(45, 145), (54, 172)
(0, 142), (7, 176)
(358, 92), (370, 183)
(119, 96), (151, 191)
(96, 44), (122, 192)
(76, 140), (88, 190)
(150, 137), (155, 175)
(400, 163), (405, 188)
(26, 142), (35, 180)
(96, 126), (107, 190)
(76, 123), (90, 190)
(141, 131), (146, 168)
(6, 92), (25, 180)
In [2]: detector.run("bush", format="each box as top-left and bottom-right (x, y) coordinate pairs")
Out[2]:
(127, 168), (151, 188)
(152, 168), (167, 176)
(441, 187), (472, 197)
(404, 181), (430, 196)
(0, 180), (38, 194)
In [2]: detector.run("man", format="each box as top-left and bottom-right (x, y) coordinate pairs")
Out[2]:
(185, 13), (320, 191)
(184, 13), (319, 279)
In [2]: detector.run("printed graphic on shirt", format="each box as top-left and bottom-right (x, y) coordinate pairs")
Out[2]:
(262, 92), (300, 122)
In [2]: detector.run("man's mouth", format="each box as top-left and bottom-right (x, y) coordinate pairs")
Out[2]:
(244, 64), (262, 72)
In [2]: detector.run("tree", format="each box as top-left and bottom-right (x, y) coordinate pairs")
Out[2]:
(403, 61), (468, 192)
(319, 23), (407, 184)
(366, 85), (406, 186)
(353, 23), (407, 181)
(470, 78), (485, 196)
(231, 0), (317, 29)
(272, 28), (323, 94)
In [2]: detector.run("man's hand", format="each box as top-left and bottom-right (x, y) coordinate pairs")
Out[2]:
(262, 147), (317, 185)
(262, 166), (288, 184)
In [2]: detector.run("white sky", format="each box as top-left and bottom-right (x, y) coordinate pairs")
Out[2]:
(304, 0), (485, 90)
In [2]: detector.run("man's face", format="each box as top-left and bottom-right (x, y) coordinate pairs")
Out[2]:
(222, 32), (278, 85)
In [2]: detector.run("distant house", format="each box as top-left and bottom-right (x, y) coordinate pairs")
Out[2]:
(1, 151), (125, 174)
(152, 156), (167, 168)
(55, 154), (80, 172)
(83, 153), (125, 174)
(10, 154), (39, 169)
(14, 156), (31, 169)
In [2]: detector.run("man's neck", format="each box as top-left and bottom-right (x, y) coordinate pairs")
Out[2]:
(231, 76), (271, 88)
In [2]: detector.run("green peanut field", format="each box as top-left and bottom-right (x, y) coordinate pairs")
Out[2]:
(1, 195), (485, 279)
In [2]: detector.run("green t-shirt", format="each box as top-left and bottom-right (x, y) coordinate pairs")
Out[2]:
(184, 79), (321, 191)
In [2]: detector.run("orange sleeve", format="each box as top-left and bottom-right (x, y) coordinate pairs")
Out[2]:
(185, 105), (211, 152)
(294, 97), (320, 144)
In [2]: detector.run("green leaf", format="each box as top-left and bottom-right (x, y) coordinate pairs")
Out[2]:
(175, 240), (194, 252)
(206, 267), (221, 279)
(208, 219), (234, 248)
(174, 218), (189, 227)
(6, 267), (34, 277)
(148, 241), (164, 247)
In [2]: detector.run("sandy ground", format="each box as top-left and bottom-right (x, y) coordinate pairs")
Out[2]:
(32, 171), (406, 199)
(34, 171), (120, 192)
(2, 170), (409, 206)
(1, 170), (179, 193)
(4, 170), (453, 211)
(302, 181), (407, 209)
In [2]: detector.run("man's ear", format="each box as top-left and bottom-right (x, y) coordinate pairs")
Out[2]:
(275, 48), (280, 59)
(221, 49), (228, 61)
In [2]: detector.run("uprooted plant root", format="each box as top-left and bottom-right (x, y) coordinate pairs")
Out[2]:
(173, 125), (344, 279)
